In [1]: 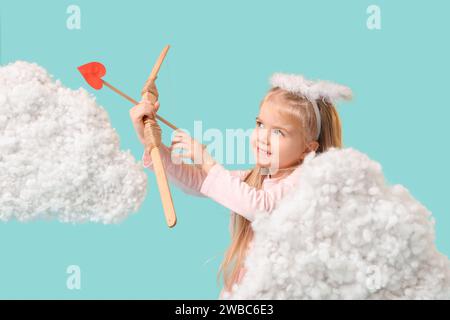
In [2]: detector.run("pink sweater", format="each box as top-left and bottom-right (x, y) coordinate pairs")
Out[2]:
(142, 144), (302, 298)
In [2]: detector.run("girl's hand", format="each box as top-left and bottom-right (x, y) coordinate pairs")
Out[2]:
(129, 96), (160, 145)
(170, 129), (217, 173)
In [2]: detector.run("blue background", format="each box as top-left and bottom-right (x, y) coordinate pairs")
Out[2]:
(0, 0), (448, 299)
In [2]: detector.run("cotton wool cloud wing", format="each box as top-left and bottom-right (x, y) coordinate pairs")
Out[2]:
(225, 148), (450, 300)
(0, 61), (147, 224)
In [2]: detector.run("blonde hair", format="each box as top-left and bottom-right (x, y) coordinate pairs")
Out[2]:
(217, 87), (344, 293)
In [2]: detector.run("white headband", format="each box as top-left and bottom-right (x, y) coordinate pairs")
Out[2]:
(310, 100), (321, 141)
(270, 73), (353, 140)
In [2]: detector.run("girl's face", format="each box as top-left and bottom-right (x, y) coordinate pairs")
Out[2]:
(250, 100), (312, 173)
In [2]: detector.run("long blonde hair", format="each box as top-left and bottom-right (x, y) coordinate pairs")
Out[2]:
(217, 87), (344, 292)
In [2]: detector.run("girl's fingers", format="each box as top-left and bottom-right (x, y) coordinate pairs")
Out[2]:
(132, 102), (153, 119)
(171, 149), (193, 161)
(170, 142), (190, 151)
(174, 129), (189, 138)
(172, 131), (191, 144)
(137, 99), (159, 115)
(141, 92), (158, 104)
(154, 101), (160, 112)
(144, 102), (158, 115)
(170, 151), (191, 165)
(171, 136), (187, 145)
(171, 151), (190, 159)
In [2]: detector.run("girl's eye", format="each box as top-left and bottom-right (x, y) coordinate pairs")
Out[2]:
(256, 121), (264, 129)
(272, 129), (284, 136)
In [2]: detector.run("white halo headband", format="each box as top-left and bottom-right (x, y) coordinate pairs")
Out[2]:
(270, 73), (353, 140)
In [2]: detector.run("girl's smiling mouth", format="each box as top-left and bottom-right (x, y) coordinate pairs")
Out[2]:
(257, 146), (272, 156)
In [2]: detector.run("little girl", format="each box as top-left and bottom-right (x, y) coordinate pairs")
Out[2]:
(129, 73), (352, 299)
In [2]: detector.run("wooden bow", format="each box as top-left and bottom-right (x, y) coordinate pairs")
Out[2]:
(141, 45), (177, 228)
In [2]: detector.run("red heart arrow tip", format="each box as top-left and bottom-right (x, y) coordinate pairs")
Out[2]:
(77, 62), (106, 90)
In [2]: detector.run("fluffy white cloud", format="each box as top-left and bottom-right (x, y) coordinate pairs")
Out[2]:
(0, 61), (147, 223)
(225, 148), (450, 299)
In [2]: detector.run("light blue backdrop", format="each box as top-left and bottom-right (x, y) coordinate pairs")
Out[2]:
(0, 0), (448, 299)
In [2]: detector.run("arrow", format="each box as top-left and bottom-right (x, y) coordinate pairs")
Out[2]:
(77, 61), (178, 131)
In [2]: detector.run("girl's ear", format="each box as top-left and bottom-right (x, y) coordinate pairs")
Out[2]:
(309, 141), (320, 153)
(300, 141), (320, 160)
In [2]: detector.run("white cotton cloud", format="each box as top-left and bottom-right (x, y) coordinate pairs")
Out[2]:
(0, 61), (147, 224)
(224, 148), (450, 300)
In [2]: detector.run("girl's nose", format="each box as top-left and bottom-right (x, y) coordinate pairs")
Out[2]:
(257, 129), (270, 145)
